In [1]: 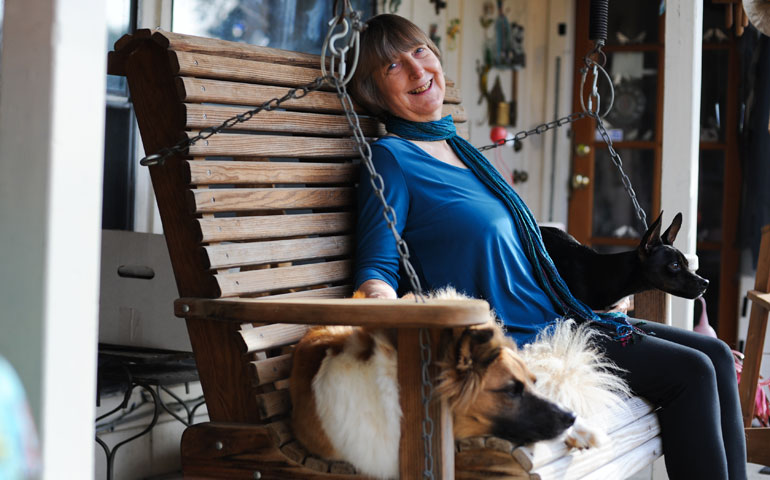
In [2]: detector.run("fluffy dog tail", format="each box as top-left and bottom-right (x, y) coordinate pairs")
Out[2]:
(521, 320), (631, 426)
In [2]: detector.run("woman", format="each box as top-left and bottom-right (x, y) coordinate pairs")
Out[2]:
(349, 13), (747, 480)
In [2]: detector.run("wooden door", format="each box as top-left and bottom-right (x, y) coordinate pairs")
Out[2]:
(568, 0), (663, 248)
(567, 0), (742, 346)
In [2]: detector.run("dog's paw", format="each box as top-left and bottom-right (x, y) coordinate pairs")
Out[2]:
(564, 417), (607, 450)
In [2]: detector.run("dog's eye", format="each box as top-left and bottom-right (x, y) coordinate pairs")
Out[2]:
(506, 381), (524, 396)
(668, 262), (681, 273)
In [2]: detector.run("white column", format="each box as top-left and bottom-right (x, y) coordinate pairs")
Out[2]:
(661, 0), (703, 329)
(0, 0), (106, 478)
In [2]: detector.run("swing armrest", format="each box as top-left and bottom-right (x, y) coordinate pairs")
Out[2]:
(173, 297), (490, 328)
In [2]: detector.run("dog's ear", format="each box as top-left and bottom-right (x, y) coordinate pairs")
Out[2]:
(639, 211), (663, 257)
(455, 328), (496, 372)
(661, 212), (682, 246)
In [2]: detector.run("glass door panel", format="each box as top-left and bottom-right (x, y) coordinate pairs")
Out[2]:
(606, 2), (660, 46)
(697, 151), (725, 243)
(700, 50), (729, 143)
(592, 149), (654, 239)
(597, 51), (659, 142)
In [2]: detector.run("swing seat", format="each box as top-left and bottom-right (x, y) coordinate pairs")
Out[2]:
(108, 29), (663, 479)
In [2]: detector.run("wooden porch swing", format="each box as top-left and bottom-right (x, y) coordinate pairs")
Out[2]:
(107, 13), (666, 480)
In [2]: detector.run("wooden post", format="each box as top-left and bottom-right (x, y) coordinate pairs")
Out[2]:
(398, 328), (454, 479)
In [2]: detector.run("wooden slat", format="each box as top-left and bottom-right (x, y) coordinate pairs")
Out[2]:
(186, 132), (359, 159)
(175, 296), (492, 329)
(633, 290), (668, 324)
(178, 77), (462, 114)
(746, 427), (770, 466)
(240, 324), (310, 354)
(214, 259), (352, 297)
(198, 212), (354, 243)
(178, 77), (352, 113)
(189, 187), (354, 214)
(445, 85), (461, 104)
(267, 285), (353, 299)
(251, 354), (293, 386)
(513, 395), (656, 471)
(153, 30), (324, 68)
(748, 290), (770, 311)
(265, 419), (294, 447)
(398, 329), (425, 478)
(186, 160), (358, 186)
(443, 104), (467, 123)
(581, 436), (663, 480)
(255, 389), (291, 420)
(184, 104), (381, 136)
(531, 413), (660, 479)
(203, 235), (352, 269)
(171, 50), (325, 88)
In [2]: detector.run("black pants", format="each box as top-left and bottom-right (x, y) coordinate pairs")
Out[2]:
(596, 319), (747, 480)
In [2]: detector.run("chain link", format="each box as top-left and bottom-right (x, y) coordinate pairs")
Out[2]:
(419, 328), (435, 479)
(138, 76), (330, 167)
(590, 112), (648, 229)
(478, 112), (587, 152)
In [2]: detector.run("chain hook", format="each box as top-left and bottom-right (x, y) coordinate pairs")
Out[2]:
(321, 1), (362, 85)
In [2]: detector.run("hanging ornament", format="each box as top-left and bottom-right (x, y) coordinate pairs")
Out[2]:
(490, 126), (508, 145)
(446, 18), (461, 51)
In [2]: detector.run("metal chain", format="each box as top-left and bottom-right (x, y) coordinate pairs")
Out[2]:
(478, 112), (588, 152)
(590, 112), (648, 229)
(419, 328), (435, 479)
(138, 76), (330, 167)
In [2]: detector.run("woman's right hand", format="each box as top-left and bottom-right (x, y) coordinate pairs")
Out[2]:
(356, 279), (398, 299)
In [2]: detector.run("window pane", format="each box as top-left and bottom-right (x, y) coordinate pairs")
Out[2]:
(592, 148), (654, 239)
(697, 150), (725, 242)
(606, 2), (660, 46)
(107, 0), (132, 95)
(700, 50), (729, 143)
(172, 0), (374, 54)
(597, 51), (658, 142)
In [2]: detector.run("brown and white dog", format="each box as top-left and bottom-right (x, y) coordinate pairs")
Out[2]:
(289, 289), (627, 479)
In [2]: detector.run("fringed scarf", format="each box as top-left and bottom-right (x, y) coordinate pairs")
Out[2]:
(385, 114), (636, 343)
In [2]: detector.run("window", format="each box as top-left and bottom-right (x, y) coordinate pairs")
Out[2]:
(102, 0), (137, 230)
(172, 0), (375, 54)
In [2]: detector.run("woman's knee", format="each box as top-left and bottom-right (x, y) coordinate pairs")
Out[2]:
(698, 336), (736, 372)
(671, 348), (718, 390)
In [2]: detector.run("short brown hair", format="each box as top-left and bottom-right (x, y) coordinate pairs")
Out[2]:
(348, 14), (441, 118)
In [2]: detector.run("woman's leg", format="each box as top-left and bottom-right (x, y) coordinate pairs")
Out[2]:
(597, 321), (746, 480)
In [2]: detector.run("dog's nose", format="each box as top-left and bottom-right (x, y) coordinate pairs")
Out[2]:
(562, 410), (577, 427)
(700, 278), (710, 290)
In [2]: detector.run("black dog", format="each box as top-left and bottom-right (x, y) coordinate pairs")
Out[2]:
(540, 212), (709, 310)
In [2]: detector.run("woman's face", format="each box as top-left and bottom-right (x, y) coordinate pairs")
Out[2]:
(374, 45), (445, 122)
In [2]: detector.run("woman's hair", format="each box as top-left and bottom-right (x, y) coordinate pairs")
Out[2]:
(348, 14), (441, 118)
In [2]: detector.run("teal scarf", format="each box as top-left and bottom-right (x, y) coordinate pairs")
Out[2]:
(385, 114), (635, 342)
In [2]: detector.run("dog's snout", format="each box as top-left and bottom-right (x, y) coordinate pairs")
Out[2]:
(562, 409), (577, 428)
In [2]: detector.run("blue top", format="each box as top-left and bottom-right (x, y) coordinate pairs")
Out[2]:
(354, 136), (561, 344)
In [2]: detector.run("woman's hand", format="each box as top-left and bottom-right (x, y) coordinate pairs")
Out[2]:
(356, 279), (398, 299)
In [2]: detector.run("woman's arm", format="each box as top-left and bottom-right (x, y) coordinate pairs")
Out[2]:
(357, 279), (398, 299)
(353, 143), (410, 293)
